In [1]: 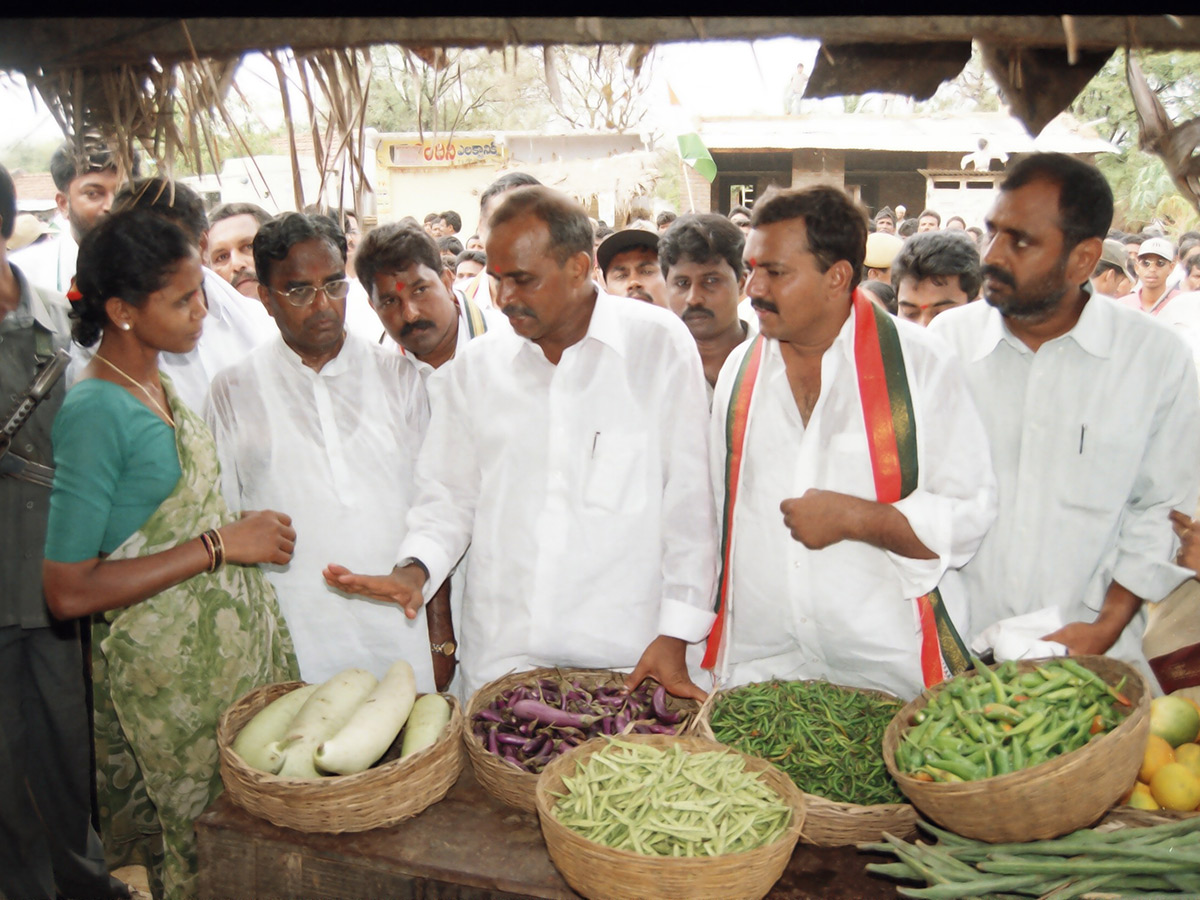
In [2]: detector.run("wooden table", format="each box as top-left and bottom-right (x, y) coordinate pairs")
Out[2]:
(197, 767), (899, 899)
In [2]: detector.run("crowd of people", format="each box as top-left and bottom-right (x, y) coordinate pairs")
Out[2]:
(4, 137), (1200, 900)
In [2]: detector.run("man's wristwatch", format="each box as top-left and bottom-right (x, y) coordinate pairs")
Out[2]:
(431, 639), (457, 658)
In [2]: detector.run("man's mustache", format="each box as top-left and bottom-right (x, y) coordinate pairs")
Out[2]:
(682, 307), (714, 321)
(232, 268), (257, 287)
(981, 265), (1017, 289)
(502, 306), (537, 320)
(400, 320), (436, 338)
(750, 298), (779, 314)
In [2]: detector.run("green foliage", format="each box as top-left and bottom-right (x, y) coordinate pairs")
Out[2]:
(1071, 49), (1200, 229)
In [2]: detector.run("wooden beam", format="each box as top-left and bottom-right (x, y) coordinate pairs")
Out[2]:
(1, 17), (1199, 74)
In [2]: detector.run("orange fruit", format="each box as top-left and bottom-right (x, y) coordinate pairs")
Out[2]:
(1127, 781), (1160, 810)
(1149, 696), (1200, 747)
(1175, 742), (1200, 780)
(1150, 762), (1200, 811)
(1140, 733), (1176, 783)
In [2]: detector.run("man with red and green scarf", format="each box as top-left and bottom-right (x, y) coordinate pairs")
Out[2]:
(702, 185), (997, 701)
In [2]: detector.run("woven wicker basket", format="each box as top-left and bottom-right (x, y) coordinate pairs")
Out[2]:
(464, 667), (699, 812)
(217, 680), (464, 833)
(882, 655), (1150, 843)
(535, 734), (806, 900)
(698, 681), (918, 846)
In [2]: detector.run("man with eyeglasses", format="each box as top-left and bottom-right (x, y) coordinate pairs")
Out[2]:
(203, 212), (436, 690)
(1119, 237), (1181, 316)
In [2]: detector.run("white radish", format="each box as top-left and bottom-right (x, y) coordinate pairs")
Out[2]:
(231, 683), (319, 773)
(272, 668), (378, 778)
(400, 693), (452, 758)
(314, 660), (418, 775)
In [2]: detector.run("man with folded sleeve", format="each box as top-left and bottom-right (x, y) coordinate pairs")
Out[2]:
(325, 186), (717, 700)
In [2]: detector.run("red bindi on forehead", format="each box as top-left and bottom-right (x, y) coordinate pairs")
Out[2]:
(748, 257), (758, 268)
(395, 281), (407, 293)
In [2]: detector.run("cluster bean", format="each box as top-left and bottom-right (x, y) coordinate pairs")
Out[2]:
(861, 817), (1200, 898)
(709, 680), (905, 805)
(552, 739), (792, 857)
(895, 657), (1132, 783)
(472, 676), (686, 774)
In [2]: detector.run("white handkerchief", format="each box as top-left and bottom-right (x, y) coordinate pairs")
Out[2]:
(970, 606), (1070, 662)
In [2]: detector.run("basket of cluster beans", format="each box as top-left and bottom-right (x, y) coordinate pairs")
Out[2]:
(464, 667), (699, 811)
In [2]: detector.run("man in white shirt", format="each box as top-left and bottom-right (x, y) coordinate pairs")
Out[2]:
(707, 186), (997, 700)
(205, 213), (435, 689)
(325, 186), (717, 700)
(69, 178), (277, 412)
(659, 213), (756, 399)
(354, 220), (507, 378)
(12, 136), (134, 294)
(929, 153), (1200, 684)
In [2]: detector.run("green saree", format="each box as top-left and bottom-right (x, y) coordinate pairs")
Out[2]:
(91, 376), (297, 900)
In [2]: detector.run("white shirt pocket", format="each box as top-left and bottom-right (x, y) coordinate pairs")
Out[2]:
(582, 430), (648, 514)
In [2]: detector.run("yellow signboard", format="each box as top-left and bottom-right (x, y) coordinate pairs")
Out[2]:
(378, 136), (504, 169)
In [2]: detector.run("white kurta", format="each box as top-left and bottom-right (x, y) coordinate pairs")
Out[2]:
(395, 290), (718, 697)
(709, 308), (998, 700)
(204, 332), (433, 688)
(929, 291), (1200, 683)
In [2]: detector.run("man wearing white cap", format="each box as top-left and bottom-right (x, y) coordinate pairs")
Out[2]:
(1120, 237), (1181, 315)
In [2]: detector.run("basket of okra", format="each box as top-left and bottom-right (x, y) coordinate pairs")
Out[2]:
(701, 679), (920, 846)
(882, 655), (1149, 843)
(535, 733), (806, 900)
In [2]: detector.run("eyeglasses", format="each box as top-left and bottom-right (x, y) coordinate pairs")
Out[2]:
(1137, 257), (1170, 269)
(270, 278), (351, 308)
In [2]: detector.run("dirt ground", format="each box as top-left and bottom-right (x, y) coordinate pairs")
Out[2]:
(112, 866), (152, 899)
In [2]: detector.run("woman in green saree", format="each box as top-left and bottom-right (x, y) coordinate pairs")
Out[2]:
(42, 209), (299, 900)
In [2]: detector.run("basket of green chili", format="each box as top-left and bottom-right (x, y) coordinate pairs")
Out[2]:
(882, 655), (1149, 843)
(535, 734), (805, 900)
(704, 679), (919, 846)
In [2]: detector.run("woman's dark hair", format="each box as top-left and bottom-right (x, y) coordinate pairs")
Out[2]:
(71, 208), (195, 347)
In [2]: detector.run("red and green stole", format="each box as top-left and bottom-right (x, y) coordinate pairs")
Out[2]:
(701, 289), (970, 686)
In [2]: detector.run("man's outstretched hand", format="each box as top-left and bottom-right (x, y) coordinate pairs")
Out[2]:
(322, 563), (427, 620)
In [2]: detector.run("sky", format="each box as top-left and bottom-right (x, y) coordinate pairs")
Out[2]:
(0, 37), (822, 161)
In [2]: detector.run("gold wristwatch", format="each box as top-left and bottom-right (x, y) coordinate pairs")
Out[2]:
(431, 639), (457, 658)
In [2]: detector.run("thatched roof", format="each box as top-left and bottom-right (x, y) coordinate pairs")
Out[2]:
(2, 17), (1199, 73)
(3, 16), (1197, 208)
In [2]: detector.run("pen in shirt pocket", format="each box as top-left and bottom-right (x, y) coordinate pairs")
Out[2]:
(591, 431), (600, 458)
(1079, 424), (1086, 454)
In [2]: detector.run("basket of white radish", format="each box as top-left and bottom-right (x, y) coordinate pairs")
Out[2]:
(217, 660), (464, 832)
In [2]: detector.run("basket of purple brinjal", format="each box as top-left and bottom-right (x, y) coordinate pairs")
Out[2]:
(464, 667), (699, 811)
